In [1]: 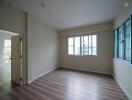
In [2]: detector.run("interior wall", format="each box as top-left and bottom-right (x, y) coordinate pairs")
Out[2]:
(113, 1), (132, 99)
(0, 0), (27, 83)
(59, 22), (113, 74)
(27, 14), (58, 82)
(0, 0), (59, 84)
(0, 0), (26, 34)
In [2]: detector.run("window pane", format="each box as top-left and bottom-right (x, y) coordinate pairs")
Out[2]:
(118, 27), (123, 59)
(88, 35), (92, 55)
(125, 20), (131, 62)
(92, 35), (97, 55)
(68, 38), (74, 55)
(75, 37), (80, 55)
(68, 37), (73, 46)
(4, 40), (11, 47)
(68, 46), (74, 55)
(81, 36), (84, 55)
(114, 30), (118, 57)
(83, 36), (88, 55)
(3, 40), (11, 63)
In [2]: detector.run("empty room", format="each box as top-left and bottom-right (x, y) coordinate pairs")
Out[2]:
(0, 0), (132, 100)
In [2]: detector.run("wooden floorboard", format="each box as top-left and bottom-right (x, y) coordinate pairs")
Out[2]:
(0, 67), (128, 100)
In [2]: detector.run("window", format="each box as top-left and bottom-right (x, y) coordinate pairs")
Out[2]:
(68, 37), (74, 55)
(124, 19), (131, 62)
(114, 14), (132, 63)
(114, 30), (118, 57)
(118, 27), (123, 59)
(3, 40), (11, 63)
(92, 35), (97, 55)
(75, 37), (80, 55)
(68, 35), (97, 56)
(82, 36), (89, 55)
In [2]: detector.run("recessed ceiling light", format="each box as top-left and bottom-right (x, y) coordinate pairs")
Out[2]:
(41, 3), (45, 7)
(59, 20), (63, 23)
(124, 2), (129, 7)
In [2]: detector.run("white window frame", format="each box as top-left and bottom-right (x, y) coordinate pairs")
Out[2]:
(68, 34), (97, 56)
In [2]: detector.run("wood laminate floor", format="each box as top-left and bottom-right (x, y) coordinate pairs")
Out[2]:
(0, 68), (128, 100)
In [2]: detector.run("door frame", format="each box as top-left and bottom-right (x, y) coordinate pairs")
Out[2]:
(0, 29), (28, 86)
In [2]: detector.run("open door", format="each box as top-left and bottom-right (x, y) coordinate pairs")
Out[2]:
(11, 34), (22, 86)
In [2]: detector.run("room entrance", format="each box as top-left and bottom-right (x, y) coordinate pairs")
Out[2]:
(0, 30), (23, 89)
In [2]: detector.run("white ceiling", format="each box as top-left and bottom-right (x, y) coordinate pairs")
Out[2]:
(3, 0), (127, 30)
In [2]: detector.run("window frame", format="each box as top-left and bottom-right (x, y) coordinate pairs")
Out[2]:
(124, 18), (131, 62)
(114, 14), (132, 64)
(68, 34), (97, 56)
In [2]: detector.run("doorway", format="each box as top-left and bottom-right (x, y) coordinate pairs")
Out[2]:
(0, 30), (22, 94)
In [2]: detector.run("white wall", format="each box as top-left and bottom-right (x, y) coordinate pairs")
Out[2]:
(59, 22), (113, 74)
(0, 0), (26, 34)
(0, 1), (59, 84)
(113, 1), (132, 99)
(27, 14), (58, 82)
(0, 0), (27, 83)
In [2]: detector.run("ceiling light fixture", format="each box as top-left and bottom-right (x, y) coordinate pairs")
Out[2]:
(59, 20), (63, 23)
(124, 2), (129, 7)
(41, 3), (45, 7)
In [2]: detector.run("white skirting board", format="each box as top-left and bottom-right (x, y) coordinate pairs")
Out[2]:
(115, 77), (132, 100)
(60, 67), (113, 76)
(27, 67), (57, 84)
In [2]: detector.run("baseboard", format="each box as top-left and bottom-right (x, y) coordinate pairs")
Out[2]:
(28, 67), (57, 84)
(60, 67), (113, 77)
(114, 77), (132, 100)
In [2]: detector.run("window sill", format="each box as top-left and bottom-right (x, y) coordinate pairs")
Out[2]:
(113, 58), (132, 66)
